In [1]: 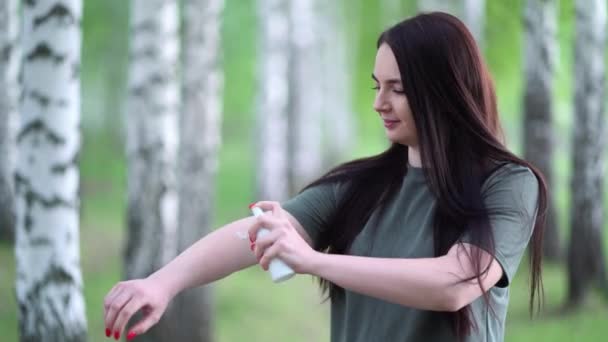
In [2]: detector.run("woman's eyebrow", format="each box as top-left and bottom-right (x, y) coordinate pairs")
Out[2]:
(371, 73), (402, 84)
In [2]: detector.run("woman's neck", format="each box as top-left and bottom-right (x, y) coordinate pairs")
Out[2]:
(408, 146), (422, 168)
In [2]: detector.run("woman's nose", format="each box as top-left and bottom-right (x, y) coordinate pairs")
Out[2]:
(374, 94), (390, 113)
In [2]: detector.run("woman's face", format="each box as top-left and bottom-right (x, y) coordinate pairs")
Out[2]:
(372, 43), (418, 147)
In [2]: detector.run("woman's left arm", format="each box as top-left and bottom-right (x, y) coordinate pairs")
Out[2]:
(248, 201), (503, 312)
(311, 243), (503, 312)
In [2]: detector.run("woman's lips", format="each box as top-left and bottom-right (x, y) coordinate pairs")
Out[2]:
(383, 119), (400, 129)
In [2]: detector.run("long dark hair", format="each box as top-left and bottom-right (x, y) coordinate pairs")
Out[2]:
(301, 12), (547, 338)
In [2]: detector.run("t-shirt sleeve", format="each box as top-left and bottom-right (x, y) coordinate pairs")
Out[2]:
(281, 182), (342, 246)
(460, 164), (539, 287)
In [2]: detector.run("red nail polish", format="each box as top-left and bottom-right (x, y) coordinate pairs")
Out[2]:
(114, 331), (120, 340)
(127, 331), (137, 340)
(105, 328), (111, 337)
(248, 202), (257, 209)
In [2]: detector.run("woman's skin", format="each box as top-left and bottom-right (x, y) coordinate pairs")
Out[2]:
(102, 43), (503, 340)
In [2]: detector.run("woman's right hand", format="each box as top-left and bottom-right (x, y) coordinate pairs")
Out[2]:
(103, 277), (172, 340)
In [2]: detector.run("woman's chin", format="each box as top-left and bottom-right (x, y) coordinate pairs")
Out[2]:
(386, 133), (416, 147)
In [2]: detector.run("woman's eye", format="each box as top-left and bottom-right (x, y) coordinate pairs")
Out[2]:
(372, 85), (404, 95)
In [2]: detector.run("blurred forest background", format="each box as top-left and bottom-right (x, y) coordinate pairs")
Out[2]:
(1, 0), (608, 341)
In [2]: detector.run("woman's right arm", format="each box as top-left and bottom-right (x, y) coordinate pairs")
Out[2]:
(103, 216), (260, 340)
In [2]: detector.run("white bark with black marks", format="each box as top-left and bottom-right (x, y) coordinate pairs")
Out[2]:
(15, 1), (87, 341)
(124, 0), (180, 340)
(172, 0), (224, 341)
(287, 0), (324, 194)
(0, 0), (20, 242)
(568, 0), (608, 307)
(523, 0), (561, 261)
(256, 0), (290, 201)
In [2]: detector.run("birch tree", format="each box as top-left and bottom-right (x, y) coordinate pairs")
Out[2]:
(463, 0), (485, 45)
(124, 0), (180, 340)
(15, 1), (87, 341)
(256, 0), (290, 201)
(418, 0), (485, 44)
(171, 0), (224, 341)
(319, 0), (355, 167)
(287, 0), (324, 194)
(567, 0), (608, 308)
(523, 0), (560, 261)
(0, 0), (19, 242)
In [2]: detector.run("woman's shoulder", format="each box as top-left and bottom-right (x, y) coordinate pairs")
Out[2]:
(482, 161), (538, 194)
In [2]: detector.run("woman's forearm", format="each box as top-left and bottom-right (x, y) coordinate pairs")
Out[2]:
(147, 216), (258, 297)
(310, 252), (475, 312)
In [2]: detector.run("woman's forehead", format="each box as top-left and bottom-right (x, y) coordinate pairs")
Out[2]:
(374, 45), (401, 81)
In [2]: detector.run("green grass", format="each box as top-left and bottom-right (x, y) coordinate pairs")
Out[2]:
(507, 264), (608, 342)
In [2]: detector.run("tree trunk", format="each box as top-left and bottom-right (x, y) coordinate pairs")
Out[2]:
(256, 0), (290, 201)
(0, 0), (19, 243)
(124, 0), (180, 340)
(463, 0), (485, 45)
(567, 0), (608, 308)
(171, 0), (224, 341)
(287, 0), (324, 195)
(319, 0), (355, 170)
(523, 0), (561, 262)
(418, 0), (485, 45)
(15, 1), (87, 341)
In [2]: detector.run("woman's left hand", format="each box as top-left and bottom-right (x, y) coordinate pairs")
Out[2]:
(248, 201), (320, 275)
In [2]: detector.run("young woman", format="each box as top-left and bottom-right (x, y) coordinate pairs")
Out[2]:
(103, 12), (546, 342)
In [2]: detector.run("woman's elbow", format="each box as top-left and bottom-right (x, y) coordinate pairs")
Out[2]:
(442, 289), (476, 312)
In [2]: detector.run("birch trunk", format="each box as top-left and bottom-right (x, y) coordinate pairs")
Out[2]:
(523, 0), (561, 261)
(567, 0), (608, 307)
(256, 0), (290, 201)
(463, 0), (485, 45)
(171, 0), (224, 341)
(15, 1), (87, 341)
(0, 0), (19, 242)
(124, 0), (180, 340)
(418, 0), (485, 45)
(319, 0), (355, 168)
(287, 0), (323, 194)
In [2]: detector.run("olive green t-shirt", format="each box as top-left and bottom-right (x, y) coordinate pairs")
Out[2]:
(281, 163), (539, 342)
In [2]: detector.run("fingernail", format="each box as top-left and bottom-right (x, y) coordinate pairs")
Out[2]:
(248, 202), (257, 209)
(250, 243), (255, 251)
(127, 331), (137, 340)
(105, 328), (111, 337)
(249, 235), (254, 243)
(114, 331), (120, 340)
